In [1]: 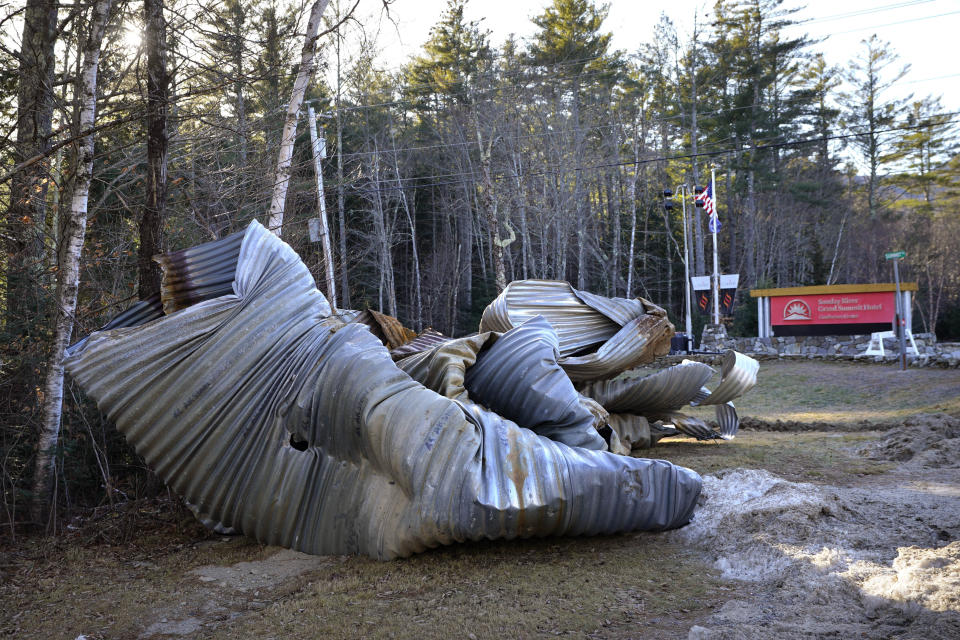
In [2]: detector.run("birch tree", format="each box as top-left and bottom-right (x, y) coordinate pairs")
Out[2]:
(31, 0), (114, 526)
(266, 0), (330, 236)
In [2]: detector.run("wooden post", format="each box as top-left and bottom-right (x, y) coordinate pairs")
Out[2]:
(307, 104), (337, 309)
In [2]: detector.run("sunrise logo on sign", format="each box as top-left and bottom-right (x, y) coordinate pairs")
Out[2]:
(783, 299), (812, 321)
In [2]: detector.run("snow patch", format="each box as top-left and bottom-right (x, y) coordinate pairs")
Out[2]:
(861, 542), (960, 613)
(670, 468), (840, 581)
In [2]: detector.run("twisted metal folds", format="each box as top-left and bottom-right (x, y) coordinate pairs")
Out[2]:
(65, 221), (701, 560)
(397, 316), (608, 450)
(579, 353), (760, 445)
(479, 280), (675, 381)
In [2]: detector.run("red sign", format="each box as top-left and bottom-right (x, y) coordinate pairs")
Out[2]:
(771, 292), (895, 326)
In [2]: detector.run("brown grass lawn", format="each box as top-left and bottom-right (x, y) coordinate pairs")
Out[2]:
(1, 359), (958, 639)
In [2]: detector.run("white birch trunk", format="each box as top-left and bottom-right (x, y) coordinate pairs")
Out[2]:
(32, 0), (113, 526)
(266, 0), (330, 236)
(333, 20), (350, 307)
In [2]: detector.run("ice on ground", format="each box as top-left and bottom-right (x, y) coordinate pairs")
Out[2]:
(860, 542), (960, 613)
(190, 548), (329, 591)
(672, 463), (960, 640)
(670, 468), (842, 581)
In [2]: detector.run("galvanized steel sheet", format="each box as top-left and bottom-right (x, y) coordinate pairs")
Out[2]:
(155, 230), (245, 315)
(65, 221), (701, 559)
(649, 412), (719, 441)
(580, 351), (758, 441)
(693, 351), (760, 406)
(464, 316), (607, 450)
(579, 361), (715, 413)
(396, 316), (606, 450)
(607, 414), (652, 453)
(479, 280), (674, 381)
(713, 403), (740, 439)
(689, 351), (759, 439)
(352, 309), (418, 350)
(395, 332), (489, 400)
(480, 280), (620, 355)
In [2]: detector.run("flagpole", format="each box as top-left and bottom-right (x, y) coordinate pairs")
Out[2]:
(679, 184), (693, 352)
(711, 168), (719, 325)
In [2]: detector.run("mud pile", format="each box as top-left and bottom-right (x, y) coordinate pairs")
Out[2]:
(859, 413), (960, 468)
(670, 467), (960, 639)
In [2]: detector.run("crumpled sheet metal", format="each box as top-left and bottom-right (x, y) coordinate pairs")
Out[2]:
(397, 316), (606, 450)
(65, 221), (701, 559)
(155, 230), (245, 315)
(579, 351), (758, 442)
(647, 412), (718, 441)
(689, 351), (759, 440)
(68, 293), (164, 356)
(712, 403), (740, 439)
(579, 361), (715, 414)
(691, 351), (760, 407)
(606, 414), (672, 454)
(479, 280), (674, 381)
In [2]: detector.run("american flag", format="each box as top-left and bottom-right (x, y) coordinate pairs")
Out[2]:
(697, 183), (721, 233)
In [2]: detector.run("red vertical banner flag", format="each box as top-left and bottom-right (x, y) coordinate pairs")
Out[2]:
(719, 274), (739, 316)
(691, 276), (712, 316)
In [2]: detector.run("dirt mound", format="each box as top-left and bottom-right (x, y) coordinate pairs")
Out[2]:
(739, 415), (887, 432)
(670, 468), (960, 639)
(859, 413), (960, 468)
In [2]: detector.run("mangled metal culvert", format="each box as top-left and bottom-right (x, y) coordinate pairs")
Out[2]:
(479, 280), (675, 381)
(65, 221), (705, 560)
(579, 352), (760, 446)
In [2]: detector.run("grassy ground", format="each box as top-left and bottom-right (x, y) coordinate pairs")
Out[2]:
(2, 511), (731, 639)
(1, 359), (958, 639)
(729, 359), (960, 425)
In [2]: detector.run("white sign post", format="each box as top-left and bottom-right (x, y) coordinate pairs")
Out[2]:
(886, 251), (907, 371)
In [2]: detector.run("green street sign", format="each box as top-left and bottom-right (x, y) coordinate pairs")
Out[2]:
(885, 250), (906, 260)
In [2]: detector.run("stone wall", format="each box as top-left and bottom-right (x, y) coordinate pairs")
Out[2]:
(690, 324), (960, 367)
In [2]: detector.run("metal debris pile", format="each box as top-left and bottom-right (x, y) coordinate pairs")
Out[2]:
(65, 221), (756, 559)
(391, 279), (759, 454)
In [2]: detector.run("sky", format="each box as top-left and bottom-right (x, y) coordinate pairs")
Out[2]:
(355, 0), (959, 111)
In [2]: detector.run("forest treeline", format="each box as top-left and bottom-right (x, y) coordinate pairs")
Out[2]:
(1, 0), (958, 530)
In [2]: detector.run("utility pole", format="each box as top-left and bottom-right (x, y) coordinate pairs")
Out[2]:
(675, 185), (694, 351)
(307, 103), (337, 309)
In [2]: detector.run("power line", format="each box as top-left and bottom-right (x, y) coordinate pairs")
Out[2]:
(794, 0), (938, 25)
(320, 112), (960, 193)
(75, 96), (957, 201)
(831, 9), (960, 36)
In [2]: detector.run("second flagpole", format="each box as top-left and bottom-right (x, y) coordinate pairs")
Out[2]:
(711, 167), (720, 325)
